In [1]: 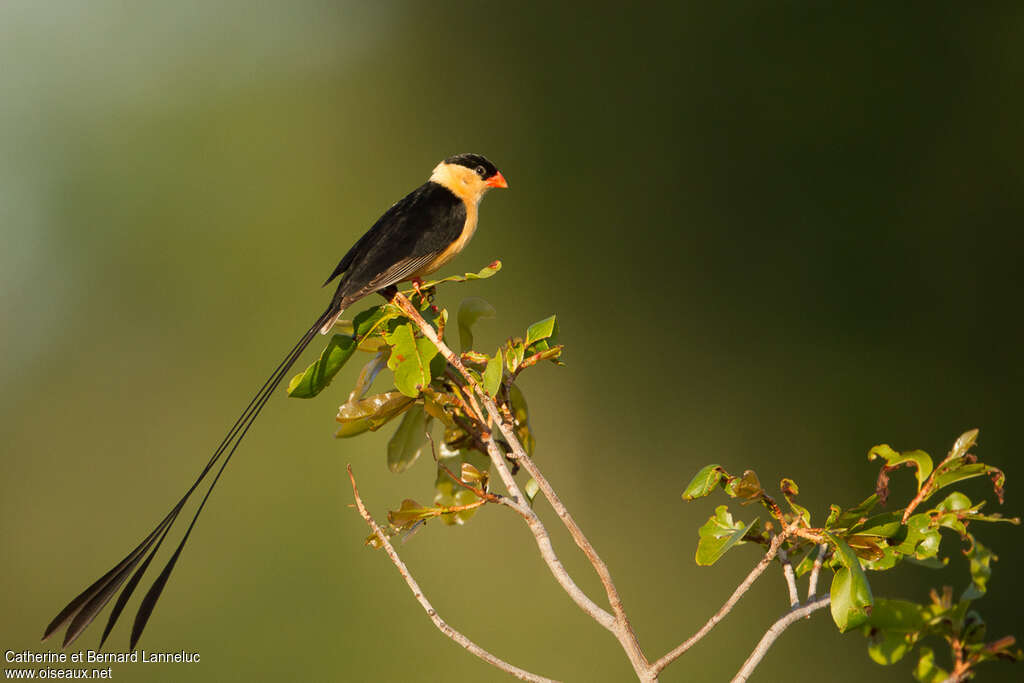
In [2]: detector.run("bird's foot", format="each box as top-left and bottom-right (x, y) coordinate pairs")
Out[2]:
(410, 278), (426, 302)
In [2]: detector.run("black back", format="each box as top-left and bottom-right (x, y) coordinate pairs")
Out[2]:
(325, 181), (466, 309)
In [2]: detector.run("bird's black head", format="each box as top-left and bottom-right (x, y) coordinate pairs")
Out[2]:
(444, 153), (500, 182)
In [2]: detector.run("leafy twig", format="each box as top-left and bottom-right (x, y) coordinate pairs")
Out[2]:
(392, 292), (652, 680)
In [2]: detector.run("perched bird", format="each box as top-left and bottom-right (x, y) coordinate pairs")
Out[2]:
(43, 153), (508, 649)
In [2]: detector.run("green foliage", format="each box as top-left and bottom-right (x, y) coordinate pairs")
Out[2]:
(824, 531), (873, 632)
(334, 390), (413, 438)
(286, 334), (357, 398)
(291, 263), (560, 540)
(456, 297), (495, 352)
(386, 404), (428, 473)
(385, 321), (439, 398)
(417, 260), (502, 289)
(481, 350), (503, 397)
(433, 443), (491, 526)
(682, 430), (1020, 679)
(681, 464), (728, 500)
(292, 264), (1018, 681)
(695, 506), (758, 566)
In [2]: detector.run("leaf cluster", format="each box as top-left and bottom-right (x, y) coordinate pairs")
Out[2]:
(682, 430), (1020, 680)
(287, 262), (560, 536)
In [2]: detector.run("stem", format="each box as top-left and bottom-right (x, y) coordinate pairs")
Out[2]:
(730, 596), (831, 683)
(346, 466), (557, 683)
(806, 544), (828, 600)
(777, 547), (799, 609)
(393, 292), (653, 681)
(652, 525), (797, 675)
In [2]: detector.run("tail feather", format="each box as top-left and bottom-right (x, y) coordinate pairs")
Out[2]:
(319, 308), (344, 335)
(44, 306), (337, 648)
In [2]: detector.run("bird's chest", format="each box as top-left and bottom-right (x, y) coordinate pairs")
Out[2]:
(425, 202), (478, 273)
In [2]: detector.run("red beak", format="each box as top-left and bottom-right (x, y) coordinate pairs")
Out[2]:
(485, 171), (509, 189)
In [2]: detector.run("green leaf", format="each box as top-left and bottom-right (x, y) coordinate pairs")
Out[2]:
(850, 511), (903, 538)
(904, 556), (948, 569)
(287, 334), (357, 398)
(861, 545), (900, 571)
(696, 506), (756, 566)
(682, 464), (728, 500)
(460, 463), (487, 485)
(482, 350), (503, 397)
(962, 534), (996, 601)
(504, 339), (526, 373)
(508, 384), (535, 457)
(386, 404), (429, 473)
(922, 429), (1006, 505)
(346, 350), (390, 403)
(825, 531), (874, 632)
(830, 568), (874, 633)
(892, 513), (942, 560)
(846, 535), (887, 562)
(387, 499), (440, 530)
(930, 462), (1006, 502)
(864, 598), (925, 632)
(868, 444), (934, 490)
(794, 545), (820, 577)
(352, 304), (400, 338)
(781, 478), (810, 525)
(867, 630), (912, 666)
(417, 260), (502, 289)
(912, 647), (949, 683)
(461, 350), (490, 366)
(524, 478), (540, 505)
(385, 322), (439, 398)
(829, 494), (881, 530)
(948, 428), (979, 461)
(335, 390), (414, 438)
(724, 469), (764, 500)
(456, 297), (496, 352)
(434, 443), (491, 525)
(525, 315), (559, 350)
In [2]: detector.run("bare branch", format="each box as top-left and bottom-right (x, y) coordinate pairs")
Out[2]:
(477, 427), (618, 631)
(652, 525), (797, 675)
(346, 465), (558, 683)
(806, 544), (828, 600)
(730, 596), (831, 683)
(392, 292), (653, 680)
(777, 547), (799, 609)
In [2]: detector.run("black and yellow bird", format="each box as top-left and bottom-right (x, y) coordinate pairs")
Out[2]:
(43, 153), (508, 649)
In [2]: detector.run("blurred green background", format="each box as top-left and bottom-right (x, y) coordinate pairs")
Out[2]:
(2, 2), (1022, 681)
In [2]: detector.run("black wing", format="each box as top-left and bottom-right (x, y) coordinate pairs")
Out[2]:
(327, 182), (466, 310)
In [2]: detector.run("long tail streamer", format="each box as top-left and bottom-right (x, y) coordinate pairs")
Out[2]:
(43, 308), (335, 649)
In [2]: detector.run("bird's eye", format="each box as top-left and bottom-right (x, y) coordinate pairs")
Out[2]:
(474, 165), (486, 177)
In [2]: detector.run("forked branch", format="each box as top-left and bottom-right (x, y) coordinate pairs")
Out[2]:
(392, 292), (652, 679)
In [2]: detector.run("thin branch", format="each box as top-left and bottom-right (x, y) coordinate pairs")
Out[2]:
(478, 430), (618, 633)
(777, 547), (799, 609)
(806, 544), (828, 600)
(392, 292), (652, 680)
(730, 596), (830, 683)
(346, 465), (558, 683)
(652, 525), (797, 675)
(939, 671), (971, 683)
